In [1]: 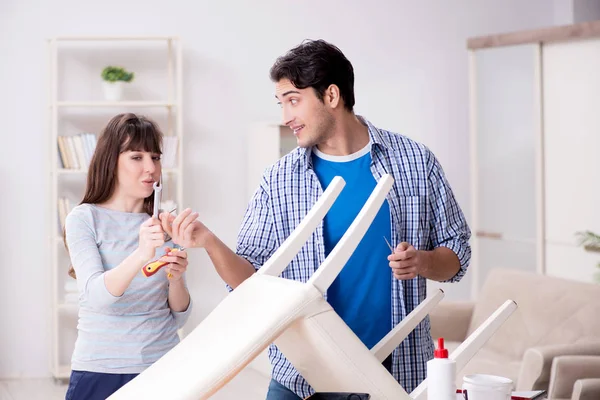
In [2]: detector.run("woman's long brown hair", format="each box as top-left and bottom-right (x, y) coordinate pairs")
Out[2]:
(65, 113), (164, 279)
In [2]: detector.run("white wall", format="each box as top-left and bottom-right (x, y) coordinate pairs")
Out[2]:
(0, 0), (558, 378)
(554, 0), (576, 24)
(573, 0), (600, 22)
(554, 0), (600, 24)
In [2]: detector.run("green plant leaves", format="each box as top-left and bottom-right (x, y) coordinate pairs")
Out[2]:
(101, 66), (135, 82)
(575, 230), (600, 269)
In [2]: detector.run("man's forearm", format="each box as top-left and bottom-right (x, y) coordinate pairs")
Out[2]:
(418, 247), (461, 282)
(204, 232), (256, 289)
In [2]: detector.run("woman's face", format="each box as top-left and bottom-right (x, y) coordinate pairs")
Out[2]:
(116, 150), (162, 200)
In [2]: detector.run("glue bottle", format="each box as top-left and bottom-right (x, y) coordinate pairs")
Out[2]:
(427, 337), (456, 400)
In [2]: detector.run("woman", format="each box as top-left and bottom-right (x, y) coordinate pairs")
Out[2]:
(64, 113), (192, 400)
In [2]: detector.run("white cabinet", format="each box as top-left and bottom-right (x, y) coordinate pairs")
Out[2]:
(469, 43), (543, 293)
(246, 123), (296, 200)
(468, 22), (600, 295)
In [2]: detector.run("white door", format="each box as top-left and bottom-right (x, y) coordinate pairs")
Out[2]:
(471, 43), (543, 294)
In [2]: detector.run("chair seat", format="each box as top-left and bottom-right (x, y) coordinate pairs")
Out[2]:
(275, 304), (413, 399)
(108, 174), (515, 400)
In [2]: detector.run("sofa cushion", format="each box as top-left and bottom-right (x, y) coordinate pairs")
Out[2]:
(467, 269), (600, 362)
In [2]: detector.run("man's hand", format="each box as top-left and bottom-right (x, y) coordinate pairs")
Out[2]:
(387, 242), (431, 280)
(159, 208), (209, 249)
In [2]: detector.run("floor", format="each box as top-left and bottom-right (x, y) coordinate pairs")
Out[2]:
(0, 367), (270, 400)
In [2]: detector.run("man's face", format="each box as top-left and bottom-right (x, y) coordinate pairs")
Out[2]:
(275, 79), (335, 148)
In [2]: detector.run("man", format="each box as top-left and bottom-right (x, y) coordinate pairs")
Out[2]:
(161, 39), (471, 400)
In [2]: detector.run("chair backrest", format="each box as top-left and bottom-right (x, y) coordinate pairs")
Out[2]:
(109, 175), (394, 399)
(258, 176), (346, 278)
(306, 175), (394, 293)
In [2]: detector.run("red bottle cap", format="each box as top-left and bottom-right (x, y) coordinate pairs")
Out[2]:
(434, 337), (448, 358)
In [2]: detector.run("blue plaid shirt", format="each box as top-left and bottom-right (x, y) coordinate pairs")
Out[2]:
(236, 117), (471, 398)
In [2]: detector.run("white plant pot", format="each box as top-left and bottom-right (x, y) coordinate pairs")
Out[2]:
(102, 81), (124, 101)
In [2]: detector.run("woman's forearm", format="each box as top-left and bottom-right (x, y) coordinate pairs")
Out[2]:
(168, 278), (191, 312)
(104, 248), (147, 297)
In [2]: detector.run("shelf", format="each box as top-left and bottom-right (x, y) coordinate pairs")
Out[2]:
(55, 101), (176, 108)
(56, 168), (179, 175)
(53, 36), (178, 42)
(56, 169), (86, 175)
(54, 365), (71, 380)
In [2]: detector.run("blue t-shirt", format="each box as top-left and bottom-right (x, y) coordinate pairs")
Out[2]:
(312, 142), (392, 349)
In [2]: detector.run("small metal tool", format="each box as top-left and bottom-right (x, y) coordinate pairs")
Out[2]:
(152, 181), (162, 218)
(384, 236), (395, 253)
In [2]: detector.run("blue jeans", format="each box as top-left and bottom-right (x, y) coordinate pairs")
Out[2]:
(65, 370), (138, 400)
(266, 379), (302, 400)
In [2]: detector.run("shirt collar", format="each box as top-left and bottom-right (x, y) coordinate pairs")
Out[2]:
(291, 115), (391, 172)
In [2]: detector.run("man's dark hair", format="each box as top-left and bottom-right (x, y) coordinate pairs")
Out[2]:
(270, 39), (355, 112)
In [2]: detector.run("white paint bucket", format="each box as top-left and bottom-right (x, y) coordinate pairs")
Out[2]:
(462, 374), (513, 400)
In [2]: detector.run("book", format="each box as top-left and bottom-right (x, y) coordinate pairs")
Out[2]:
(511, 390), (546, 400)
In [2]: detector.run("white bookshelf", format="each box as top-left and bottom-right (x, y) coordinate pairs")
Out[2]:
(56, 101), (176, 107)
(47, 36), (184, 381)
(56, 168), (179, 175)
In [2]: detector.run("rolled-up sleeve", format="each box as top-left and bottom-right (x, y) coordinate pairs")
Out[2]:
(427, 151), (472, 283)
(65, 209), (121, 308)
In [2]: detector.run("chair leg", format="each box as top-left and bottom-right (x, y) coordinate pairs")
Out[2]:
(410, 300), (518, 400)
(370, 289), (445, 362)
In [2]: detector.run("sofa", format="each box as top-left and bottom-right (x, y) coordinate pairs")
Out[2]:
(430, 268), (600, 400)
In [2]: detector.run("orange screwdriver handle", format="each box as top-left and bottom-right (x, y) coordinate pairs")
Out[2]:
(141, 247), (179, 278)
(142, 260), (169, 277)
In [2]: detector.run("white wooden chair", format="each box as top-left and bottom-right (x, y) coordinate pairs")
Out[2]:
(109, 174), (517, 400)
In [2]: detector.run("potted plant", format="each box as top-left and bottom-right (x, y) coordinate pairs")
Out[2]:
(101, 66), (134, 101)
(575, 230), (600, 282)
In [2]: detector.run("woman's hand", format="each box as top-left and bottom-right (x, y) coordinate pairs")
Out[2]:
(159, 249), (188, 281)
(138, 217), (165, 261)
